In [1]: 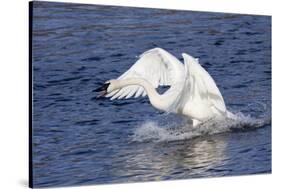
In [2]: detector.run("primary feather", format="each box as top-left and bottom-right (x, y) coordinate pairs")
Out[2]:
(106, 48), (184, 100)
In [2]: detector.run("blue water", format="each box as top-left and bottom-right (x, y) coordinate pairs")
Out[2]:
(32, 1), (271, 188)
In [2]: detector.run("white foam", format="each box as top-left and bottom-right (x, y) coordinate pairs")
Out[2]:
(132, 111), (271, 143)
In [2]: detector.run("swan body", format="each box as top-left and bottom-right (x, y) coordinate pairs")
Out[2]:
(95, 48), (228, 127)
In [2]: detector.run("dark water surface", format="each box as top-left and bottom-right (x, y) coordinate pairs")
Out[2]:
(32, 1), (271, 188)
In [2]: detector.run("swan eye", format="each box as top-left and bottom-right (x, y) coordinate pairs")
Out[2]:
(95, 83), (110, 92)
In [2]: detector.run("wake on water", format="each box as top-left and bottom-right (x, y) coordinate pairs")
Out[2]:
(132, 105), (271, 143)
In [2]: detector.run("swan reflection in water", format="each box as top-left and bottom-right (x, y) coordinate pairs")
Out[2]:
(110, 135), (228, 182)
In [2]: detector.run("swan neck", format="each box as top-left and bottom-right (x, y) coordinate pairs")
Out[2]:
(117, 78), (165, 110)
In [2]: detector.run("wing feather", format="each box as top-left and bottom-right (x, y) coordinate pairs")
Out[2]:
(125, 87), (138, 99)
(106, 89), (119, 98)
(182, 53), (226, 113)
(135, 87), (145, 98)
(109, 48), (184, 100)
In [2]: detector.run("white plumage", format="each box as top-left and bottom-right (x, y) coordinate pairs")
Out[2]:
(106, 48), (184, 100)
(99, 48), (229, 127)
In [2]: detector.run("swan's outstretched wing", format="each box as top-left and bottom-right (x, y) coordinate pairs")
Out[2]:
(107, 48), (184, 100)
(182, 53), (226, 114)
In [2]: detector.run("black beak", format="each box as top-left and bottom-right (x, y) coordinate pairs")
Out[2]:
(93, 83), (110, 98)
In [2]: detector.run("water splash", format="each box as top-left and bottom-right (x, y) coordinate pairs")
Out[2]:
(132, 111), (271, 143)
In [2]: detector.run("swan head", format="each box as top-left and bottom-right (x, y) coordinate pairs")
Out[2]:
(94, 79), (119, 98)
(105, 79), (120, 92)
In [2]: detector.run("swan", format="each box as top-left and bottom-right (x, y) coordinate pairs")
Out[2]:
(95, 48), (232, 127)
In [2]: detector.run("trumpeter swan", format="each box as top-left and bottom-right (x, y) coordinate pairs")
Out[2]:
(95, 48), (232, 127)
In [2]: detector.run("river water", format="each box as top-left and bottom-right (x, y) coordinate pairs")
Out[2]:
(32, 1), (271, 188)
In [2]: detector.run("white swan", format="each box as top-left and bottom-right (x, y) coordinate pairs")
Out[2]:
(95, 48), (231, 127)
